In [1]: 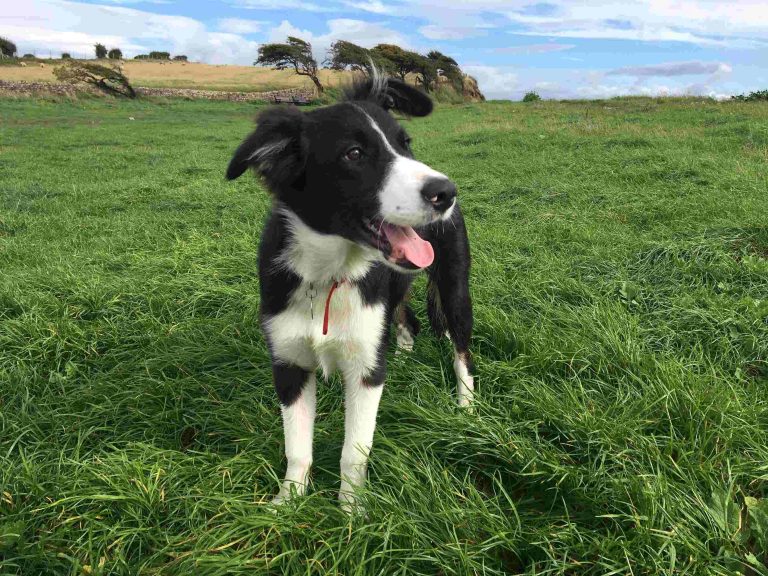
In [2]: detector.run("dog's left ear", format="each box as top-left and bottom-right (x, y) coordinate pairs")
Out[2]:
(382, 78), (433, 117)
(226, 105), (304, 183)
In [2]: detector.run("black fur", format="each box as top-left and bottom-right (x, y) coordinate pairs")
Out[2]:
(228, 75), (473, 406)
(343, 76), (433, 117)
(273, 363), (310, 406)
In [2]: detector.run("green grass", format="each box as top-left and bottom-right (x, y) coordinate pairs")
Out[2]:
(1, 94), (767, 575)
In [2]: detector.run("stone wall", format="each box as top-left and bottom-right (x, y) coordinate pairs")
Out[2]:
(0, 80), (314, 102)
(0, 80), (78, 96)
(135, 86), (314, 102)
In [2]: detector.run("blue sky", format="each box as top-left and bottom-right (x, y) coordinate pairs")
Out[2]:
(3, 0), (767, 99)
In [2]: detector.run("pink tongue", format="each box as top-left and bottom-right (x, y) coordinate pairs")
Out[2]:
(382, 223), (435, 268)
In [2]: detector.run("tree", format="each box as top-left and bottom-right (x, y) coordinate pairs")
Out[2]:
(61, 53), (71, 59)
(148, 51), (170, 60)
(54, 61), (136, 98)
(411, 56), (438, 92)
(134, 54), (149, 60)
(370, 44), (424, 81)
(731, 89), (768, 102)
(23, 54), (36, 59)
(0, 37), (17, 58)
(427, 50), (457, 67)
(522, 91), (541, 102)
(94, 43), (107, 59)
(427, 50), (463, 91)
(326, 40), (382, 76)
(107, 48), (123, 60)
(256, 36), (323, 94)
(172, 55), (188, 61)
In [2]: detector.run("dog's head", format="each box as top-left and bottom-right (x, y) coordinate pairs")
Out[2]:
(226, 75), (457, 272)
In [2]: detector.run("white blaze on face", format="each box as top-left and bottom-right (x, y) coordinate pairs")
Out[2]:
(358, 108), (452, 227)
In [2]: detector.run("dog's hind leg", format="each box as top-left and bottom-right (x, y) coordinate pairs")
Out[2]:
(429, 276), (475, 407)
(394, 298), (420, 353)
(272, 364), (316, 504)
(427, 209), (475, 407)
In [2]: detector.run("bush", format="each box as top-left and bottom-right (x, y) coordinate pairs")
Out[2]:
(0, 37), (17, 58)
(134, 54), (149, 60)
(54, 61), (136, 98)
(523, 91), (541, 102)
(731, 90), (768, 102)
(173, 55), (188, 62)
(61, 53), (71, 59)
(431, 84), (466, 105)
(107, 48), (123, 60)
(22, 54), (36, 59)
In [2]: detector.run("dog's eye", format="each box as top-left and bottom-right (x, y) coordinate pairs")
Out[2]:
(345, 147), (363, 161)
(402, 137), (412, 151)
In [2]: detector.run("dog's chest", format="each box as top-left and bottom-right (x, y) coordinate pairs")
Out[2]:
(264, 281), (386, 378)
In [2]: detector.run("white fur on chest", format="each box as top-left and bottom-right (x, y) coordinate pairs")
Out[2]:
(265, 208), (386, 380)
(265, 282), (385, 379)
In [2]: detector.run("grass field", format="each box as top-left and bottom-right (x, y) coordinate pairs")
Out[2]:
(1, 94), (767, 575)
(0, 61), (347, 93)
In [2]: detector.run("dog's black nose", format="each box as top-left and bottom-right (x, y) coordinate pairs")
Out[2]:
(421, 178), (456, 212)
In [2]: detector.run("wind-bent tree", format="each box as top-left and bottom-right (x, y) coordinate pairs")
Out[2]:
(54, 61), (136, 98)
(370, 44), (425, 81)
(256, 36), (323, 94)
(327, 40), (370, 73)
(107, 48), (123, 60)
(327, 40), (392, 76)
(173, 55), (188, 61)
(94, 43), (108, 59)
(0, 37), (17, 58)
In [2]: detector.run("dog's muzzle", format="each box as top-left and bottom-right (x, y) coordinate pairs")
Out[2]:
(421, 178), (457, 214)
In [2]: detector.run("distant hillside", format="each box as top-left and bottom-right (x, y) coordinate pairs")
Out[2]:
(0, 60), (484, 101)
(0, 61), (345, 93)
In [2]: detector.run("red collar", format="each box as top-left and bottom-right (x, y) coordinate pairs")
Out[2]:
(322, 280), (346, 335)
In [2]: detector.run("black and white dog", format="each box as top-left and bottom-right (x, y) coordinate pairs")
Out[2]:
(226, 74), (474, 510)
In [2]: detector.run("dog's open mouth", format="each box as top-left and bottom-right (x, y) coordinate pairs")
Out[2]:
(363, 217), (435, 270)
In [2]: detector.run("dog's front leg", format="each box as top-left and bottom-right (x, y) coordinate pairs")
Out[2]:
(273, 364), (316, 504)
(339, 375), (384, 513)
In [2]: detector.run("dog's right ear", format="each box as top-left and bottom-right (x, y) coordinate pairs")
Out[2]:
(226, 106), (304, 183)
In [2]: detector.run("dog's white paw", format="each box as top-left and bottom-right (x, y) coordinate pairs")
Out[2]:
(454, 352), (474, 409)
(395, 323), (414, 354)
(338, 490), (367, 516)
(271, 478), (307, 507)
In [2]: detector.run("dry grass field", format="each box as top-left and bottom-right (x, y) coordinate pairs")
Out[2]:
(0, 60), (350, 93)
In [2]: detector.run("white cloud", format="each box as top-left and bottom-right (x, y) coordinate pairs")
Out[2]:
(267, 20), (315, 43)
(608, 61), (733, 77)
(494, 43), (575, 54)
(383, 0), (768, 48)
(342, 0), (391, 14)
(461, 61), (740, 101)
(419, 25), (487, 40)
(501, 0), (768, 47)
(463, 64), (518, 100)
(99, 0), (172, 3)
(321, 18), (409, 47)
(264, 17), (409, 63)
(217, 18), (265, 35)
(0, 0), (259, 63)
(228, 0), (332, 11)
